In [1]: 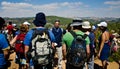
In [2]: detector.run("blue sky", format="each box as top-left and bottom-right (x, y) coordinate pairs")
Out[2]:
(0, 0), (120, 18)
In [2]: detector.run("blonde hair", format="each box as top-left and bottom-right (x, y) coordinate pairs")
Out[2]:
(20, 24), (29, 33)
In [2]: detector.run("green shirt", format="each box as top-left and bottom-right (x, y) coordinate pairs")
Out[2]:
(62, 30), (90, 49)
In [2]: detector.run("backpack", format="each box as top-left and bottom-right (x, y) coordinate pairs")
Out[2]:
(67, 31), (87, 67)
(15, 33), (26, 54)
(30, 28), (53, 65)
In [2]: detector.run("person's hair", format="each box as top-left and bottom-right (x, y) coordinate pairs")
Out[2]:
(100, 26), (107, 32)
(0, 17), (5, 30)
(9, 21), (12, 25)
(73, 25), (82, 30)
(55, 19), (60, 23)
(82, 28), (91, 32)
(20, 24), (29, 33)
(66, 23), (72, 32)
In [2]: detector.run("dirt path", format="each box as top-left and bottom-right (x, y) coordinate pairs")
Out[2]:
(8, 52), (119, 69)
(94, 59), (119, 69)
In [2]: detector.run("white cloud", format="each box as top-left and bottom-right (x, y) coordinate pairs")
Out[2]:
(0, 1), (120, 18)
(0, 1), (85, 17)
(104, 1), (120, 5)
(104, 1), (120, 10)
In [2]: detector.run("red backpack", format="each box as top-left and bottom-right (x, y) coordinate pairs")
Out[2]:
(15, 33), (26, 54)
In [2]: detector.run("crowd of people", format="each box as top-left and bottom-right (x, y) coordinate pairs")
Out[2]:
(0, 12), (120, 69)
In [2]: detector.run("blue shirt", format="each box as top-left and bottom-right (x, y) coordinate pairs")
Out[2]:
(88, 32), (95, 53)
(0, 34), (9, 68)
(51, 27), (66, 46)
(24, 28), (55, 46)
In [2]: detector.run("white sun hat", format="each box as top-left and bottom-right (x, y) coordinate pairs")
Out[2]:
(98, 21), (107, 27)
(82, 21), (91, 29)
(23, 21), (31, 26)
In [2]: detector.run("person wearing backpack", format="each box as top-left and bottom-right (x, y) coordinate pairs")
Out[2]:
(82, 21), (95, 69)
(24, 12), (55, 69)
(0, 17), (10, 69)
(62, 19), (90, 69)
(50, 19), (66, 69)
(10, 24), (29, 69)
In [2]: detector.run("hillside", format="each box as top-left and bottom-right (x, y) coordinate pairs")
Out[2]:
(3, 16), (120, 33)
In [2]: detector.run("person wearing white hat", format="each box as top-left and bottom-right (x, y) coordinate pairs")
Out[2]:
(82, 21), (95, 69)
(62, 19), (90, 69)
(97, 21), (110, 69)
(23, 21), (31, 26)
(97, 21), (107, 27)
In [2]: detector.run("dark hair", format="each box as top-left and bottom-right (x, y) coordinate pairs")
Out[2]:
(55, 19), (60, 22)
(9, 21), (12, 25)
(73, 25), (82, 30)
(0, 17), (5, 30)
(82, 28), (91, 32)
(66, 23), (72, 32)
(100, 26), (107, 32)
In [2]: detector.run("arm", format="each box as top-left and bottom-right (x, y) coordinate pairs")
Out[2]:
(3, 47), (10, 59)
(86, 44), (90, 57)
(62, 44), (67, 60)
(10, 35), (17, 46)
(25, 45), (29, 63)
(1, 35), (10, 60)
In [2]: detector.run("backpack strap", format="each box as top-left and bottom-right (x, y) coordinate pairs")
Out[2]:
(70, 31), (88, 39)
(70, 31), (77, 38)
(31, 28), (50, 56)
(83, 34), (88, 39)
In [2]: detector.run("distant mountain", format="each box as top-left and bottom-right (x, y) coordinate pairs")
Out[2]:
(3, 16), (120, 25)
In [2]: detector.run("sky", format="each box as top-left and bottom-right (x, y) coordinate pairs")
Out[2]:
(0, 0), (120, 18)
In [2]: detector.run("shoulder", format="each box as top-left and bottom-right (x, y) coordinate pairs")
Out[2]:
(0, 34), (5, 38)
(75, 30), (84, 35)
(63, 32), (72, 38)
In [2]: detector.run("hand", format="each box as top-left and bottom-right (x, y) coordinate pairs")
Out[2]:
(26, 63), (29, 69)
(97, 52), (101, 59)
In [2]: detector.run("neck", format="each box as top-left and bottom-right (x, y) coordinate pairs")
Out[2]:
(36, 26), (44, 28)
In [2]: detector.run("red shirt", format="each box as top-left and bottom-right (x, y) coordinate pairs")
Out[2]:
(7, 25), (13, 34)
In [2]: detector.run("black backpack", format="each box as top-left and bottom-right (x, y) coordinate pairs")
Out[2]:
(67, 31), (87, 67)
(30, 28), (53, 65)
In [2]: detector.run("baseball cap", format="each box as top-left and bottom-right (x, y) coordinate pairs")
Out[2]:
(98, 21), (107, 27)
(23, 21), (31, 26)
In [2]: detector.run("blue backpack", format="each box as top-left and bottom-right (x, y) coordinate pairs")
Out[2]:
(67, 31), (87, 67)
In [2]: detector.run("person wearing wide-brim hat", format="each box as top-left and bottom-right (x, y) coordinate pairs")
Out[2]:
(24, 12), (55, 69)
(82, 21), (95, 69)
(62, 19), (90, 69)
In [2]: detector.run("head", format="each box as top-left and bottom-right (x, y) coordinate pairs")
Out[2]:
(98, 21), (107, 32)
(66, 23), (72, 32)
(9, 21), (12, 25)
(70, 19), (83, 30)
(0, 17), (5, 30)
(20, 24), (29, 33)
(54, 19), (60, 28)
(82, 21), (91, 32)
(33, 12), (46, 27)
